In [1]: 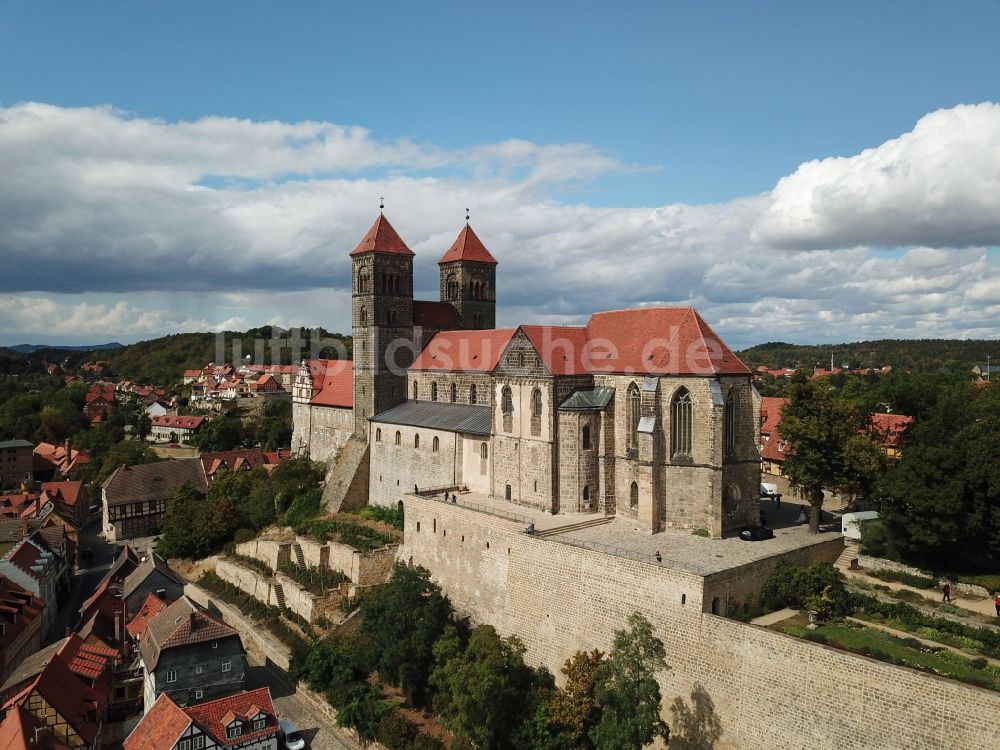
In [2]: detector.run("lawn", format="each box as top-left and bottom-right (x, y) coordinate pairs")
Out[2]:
(772, 615), (1000, 692)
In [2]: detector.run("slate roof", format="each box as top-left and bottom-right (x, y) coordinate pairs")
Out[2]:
(123, 553), (182, 598)
(349, 213), (414, 257)
(559, 387), (616, 411)
(371, 402), (492, 436)
(413, 300), (462, 330)
(0, 441), (32, 450)
(139, 597), (240, 671)
(102, 458), (207, 507)
(438, 223), (498, 265)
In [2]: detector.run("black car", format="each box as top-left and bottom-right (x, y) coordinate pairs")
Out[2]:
(739, 525), (775, 541)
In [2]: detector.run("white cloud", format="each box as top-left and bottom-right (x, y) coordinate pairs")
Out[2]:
(0, 101), (998, 347)
(753, 102), (1000, 249)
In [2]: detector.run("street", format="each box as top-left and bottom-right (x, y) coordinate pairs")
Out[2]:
(47, 514), (117, 643)
(246, 656), (360, 750)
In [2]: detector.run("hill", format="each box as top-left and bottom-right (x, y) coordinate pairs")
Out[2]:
(8, 342), (124, 353)
(736, 339), (998, 372)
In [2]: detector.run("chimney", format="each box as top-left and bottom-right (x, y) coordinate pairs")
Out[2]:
(189, 611), (198, 631)
(64, 437), (72, 458)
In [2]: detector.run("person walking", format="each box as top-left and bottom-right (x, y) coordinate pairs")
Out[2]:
(942, 581), (952, 603)
(994, 592), (1000, 617)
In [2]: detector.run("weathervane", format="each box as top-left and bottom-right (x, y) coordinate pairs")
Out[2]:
(379, 196), (384, 213)
(465, 207), (470, 222)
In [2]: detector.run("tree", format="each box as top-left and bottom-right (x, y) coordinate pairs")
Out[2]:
(363, 563), (452, 707)
(190, 413), (243, 451)
(133, 411), (152, 442)
(779, 374), (868, 533)
(549, 650), (605, 749)
(157, 482), (203, 558)
(430, 624), (538, 750)
(590, 613), (670, 750)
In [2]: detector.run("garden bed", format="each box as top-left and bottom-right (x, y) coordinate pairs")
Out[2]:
(294, 513), (401, 552)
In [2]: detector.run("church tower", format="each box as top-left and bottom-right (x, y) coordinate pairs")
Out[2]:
(438, 223), (498, 330)
(351, 213), (415, 435)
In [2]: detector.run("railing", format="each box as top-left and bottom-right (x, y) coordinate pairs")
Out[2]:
(419, 489), (536, 526)
(547, 533), (710, 575)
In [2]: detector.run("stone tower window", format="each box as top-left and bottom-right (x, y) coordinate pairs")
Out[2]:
(432, 436), (440, 452)
(450, 383), (457, 402)
(630, 481), (639, 509)
(358, 271), (369, 293)
(481, 442), (488, 460)
(724, 391), (736, 457)
(431, 382), (438, 401)
(375, 428), (381, 442)
(414, 434), (420, 449)
(473, 312), (483, 328)
(359, 306), (367, 325)
(627, 384), (641, 452)
(583, 485), (590, 506)
(501, 386), (514, 432)
(672, 388), (693, 458)
(447, 274), (457, 299)
(388, 308), (398, 325)
(517, 352), (525, 368)
(505, 484), (512, 501)
(470, 384), (478, 404)
(413, 382), (419, 401)
(531, 389), (542, 417)
(582, 424), (591, 450)
(395, 431), (401, 446)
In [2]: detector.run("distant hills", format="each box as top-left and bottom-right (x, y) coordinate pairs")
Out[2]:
(8, 342), (124, 353)
(735, 339), (998, 372)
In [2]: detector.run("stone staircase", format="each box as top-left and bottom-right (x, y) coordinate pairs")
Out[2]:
(273, 580), (286, 609)
(835, 542), (859, 571)
(291, 543), (305, 568)
(535, 516), (614, 538)
(322, 435), (370, 513)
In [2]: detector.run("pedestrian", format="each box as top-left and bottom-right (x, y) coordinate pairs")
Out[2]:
(655, 550), (662, 563)
(942, 581), (951, 603)
(994, 592), (1000, 617)
(774, 494), (781, 509)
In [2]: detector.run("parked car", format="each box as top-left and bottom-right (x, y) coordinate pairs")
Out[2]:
(739, 525), (775, 542)
(89, 503), (101, 517)
(279, 719), (306, 750)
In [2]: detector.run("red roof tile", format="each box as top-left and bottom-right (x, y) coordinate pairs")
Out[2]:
(123, 693), (190, 750)
(40, 481), (83, 508)
(349, 213), (414, 257)
(151, 415), (207, 430)
(410, 329), (517, 373)
(438, 223), (498, 265)
(184, 687), (277, 748)
(759, 397), (787, 438)
(519, 326), (592, 375)
(870, 412), (913, 448)
(413, 300), (461, 330)
(126, 593), (170, 640)
(307, 359), (354, 408)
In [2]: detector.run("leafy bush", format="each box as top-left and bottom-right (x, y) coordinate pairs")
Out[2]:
(937, 603), (969, 617)
(284, 487), (324, 528)
(868, 568), (936, 589)
(297, 517), (398, 551)
(858, 519), (893, 558)
(335, 684), (392, 741)
(958, 574), (1000, 592)
(233, 527), (257, 544)
(279, 561), (349, 596)
(692, 528), (710, 538)
(411, 735), (446, 750)
(357, 504), (405, 530)
(761, 560), (849, 617)
(375, 710), (419, 750)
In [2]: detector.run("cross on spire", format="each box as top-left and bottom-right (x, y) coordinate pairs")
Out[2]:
(465, 207), (470, 222)
(379, 196), (384, 213)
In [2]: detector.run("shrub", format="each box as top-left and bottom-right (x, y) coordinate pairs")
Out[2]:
(358, 504), (405, 530)
(970, 657), (988, 670)
(937, 603), (969, 617)
(958, 574), (1000, 592)
(892, 589), (927, 603)
(762, 560), (848, 616)
(279, 560), (349, 596)
(233, 527), (257, 544)
(869, 569), (936, 589)
(858, 519), (892, 558)
(228, 553), (274, 577)
(692, 528), (710, 538)
(411, 734), (446, 750)
(375, 710), (419, 750)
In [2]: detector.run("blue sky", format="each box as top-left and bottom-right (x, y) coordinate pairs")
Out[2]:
(1, 1), (998, 347)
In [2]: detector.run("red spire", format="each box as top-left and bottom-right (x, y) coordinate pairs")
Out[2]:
(438, 223), (498, 265)
(349, 214), (414, 257)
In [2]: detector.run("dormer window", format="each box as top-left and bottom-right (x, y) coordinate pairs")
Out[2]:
(227, 723), (243, 739)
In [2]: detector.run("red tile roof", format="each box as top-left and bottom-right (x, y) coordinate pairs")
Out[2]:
(0, 578), (44, 666)
(349, 213), (414, 257)
(438, 223), (498, 265)
(520, 325), (592, 376)
(759, 397), (787, 438)
(410, 329), (518, 372)
(307, 359), (354, 408)
(0, 706), (71, 750)
(151, 415), (207, 430)
(40, 481), (83, 509)
(184, 687), (277, 748)
(413, 300), (462, 330)
(3, 539), (56, 582)
(126, 593), (170, 640)
(870, 412), (913, 448)
(123, 692), (190, 750)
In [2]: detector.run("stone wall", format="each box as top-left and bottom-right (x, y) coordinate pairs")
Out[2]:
(237, 534), (398, 588)
(235, 538), (290, 572)
(291, 402), (353, 462)
(400, 494), (1000, 750)
(354, 544), (398, 587)
(369, 423), (460, 507)
(215, 558), (317, 623)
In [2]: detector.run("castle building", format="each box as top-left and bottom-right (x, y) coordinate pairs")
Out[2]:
(293, 213), (759, 537)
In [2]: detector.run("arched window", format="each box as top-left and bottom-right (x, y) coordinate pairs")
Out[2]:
(446, 274), (457, 299)
(481, 443), (488, 460)
(395, 431), (401, 446)
(627, 383), (641, 451)
(724, 391), (736, 456)
(412, 381), (419, 400)
(414, 434), (420, 449)
(388, 308), (398, 325)
(672, 388), (693, 457)
(501, 387), (514, 414)
(517, 352), (525, 368)
(630, 481), (639, 509)
(532, 389), (542, 417)
(583, 485), (590, 503)
(432, 436), (439, 452)
(431, 382), (438, 401)
(359, 306), (367, 325)
(450, 383), (457, 402)
(375, 428), (381, 442)
(582, 424), (591, 450)
(473, 312), (483, 328)
(470, 384), (478, 404)
(505, 484), (512, 501)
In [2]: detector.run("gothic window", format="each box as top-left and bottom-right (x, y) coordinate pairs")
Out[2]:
(517, 352), (525, 368)
(630, 481), (639, 509)
(582, 424), (591, 450)
(583, 485), (590, 504)
(501, 387), (513, 414)
(395, 431), (401, 446)
(532, 389), (542, 417)
(413, 381), (419, 400)
(375, 428), (381, 442)
(447, 274), (457, 299)
(432, 436), (440, 452)
(414, 434), (420, 449)
(672, 388), (693, 457)
(431, 382), (438, 401)
(388, 308), (398, 325)
(358, 272), (369, 293)
(359, 306), (367, 325)
(470, 384), (478, 404)
(473, 312), (483, 328)
(450, 383), (457, 402)
(627, 383), (641, 451)
(724, 391), (736, 457)
(481, 443), (488, 459)
(505, 484), (512, 501)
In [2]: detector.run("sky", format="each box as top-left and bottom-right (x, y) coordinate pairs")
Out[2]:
(1, 1), (999, 349)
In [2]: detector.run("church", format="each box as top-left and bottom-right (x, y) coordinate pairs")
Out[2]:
(292, 213), (760, 537)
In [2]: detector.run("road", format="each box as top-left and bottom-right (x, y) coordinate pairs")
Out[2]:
(47, 515), (117, 643)
(245, 656), (360, 750)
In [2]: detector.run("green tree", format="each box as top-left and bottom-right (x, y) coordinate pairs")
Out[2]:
(190, 413), (244, 451)
(133, 411), (152, 442)
(431, 624), (538, 750)
(257, 415), (292, 450)
(157, 481), (203, 558)
(590, 613), (670, 750)
(549, 650), (605, 749)
(363, 563), (452, 707)
(779, 374), (868, 533)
